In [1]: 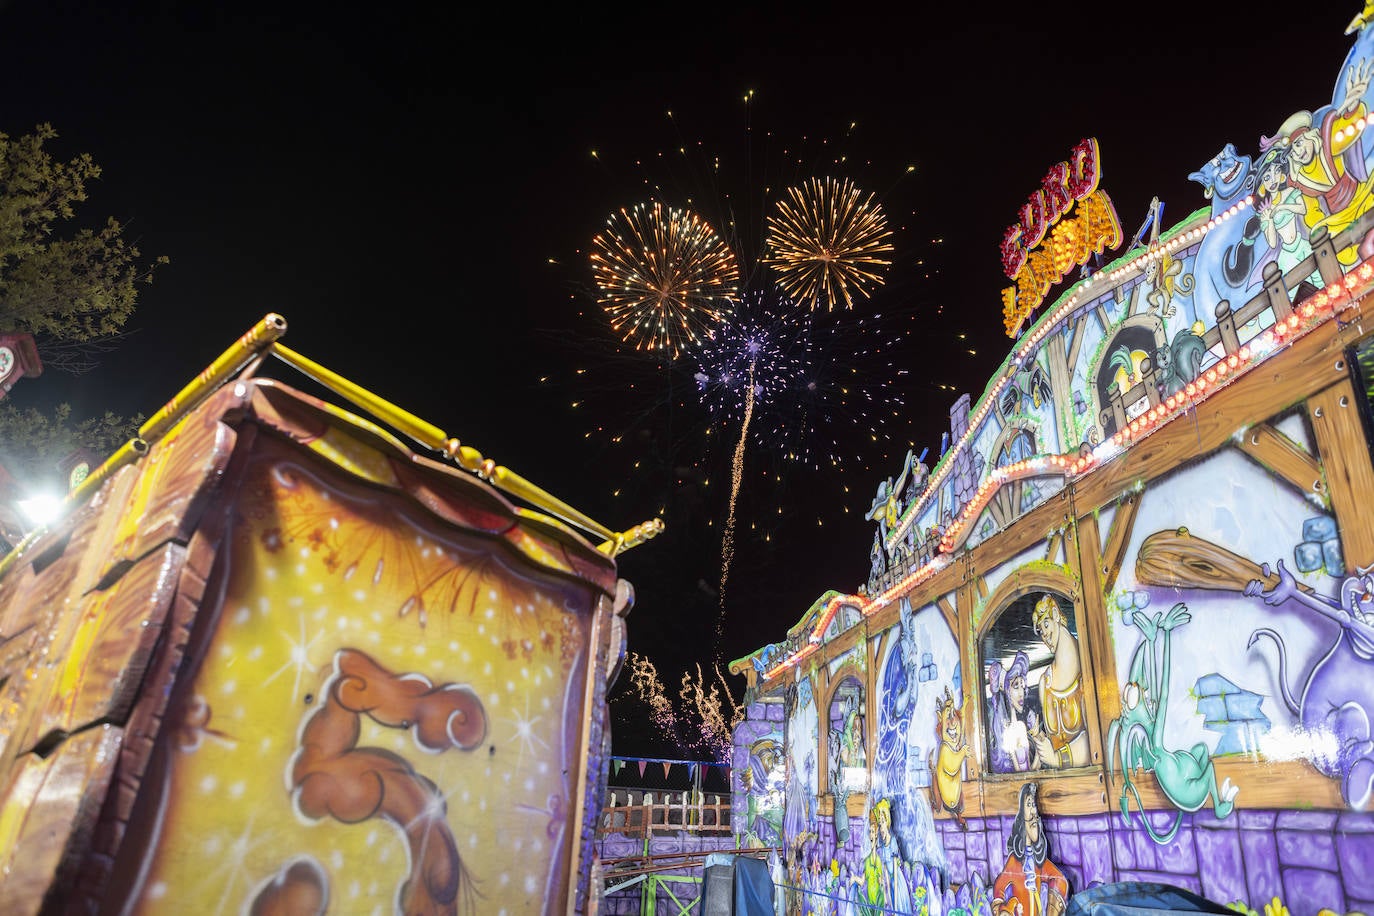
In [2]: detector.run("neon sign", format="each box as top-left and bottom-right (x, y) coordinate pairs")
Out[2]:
(999, 139), (1122, 337)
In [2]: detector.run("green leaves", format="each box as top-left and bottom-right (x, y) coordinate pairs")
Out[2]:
(0, 402), (140, 491)
(0, 124), (165, 341)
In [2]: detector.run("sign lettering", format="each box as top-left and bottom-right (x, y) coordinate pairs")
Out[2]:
(1001, 190), (1122, 337)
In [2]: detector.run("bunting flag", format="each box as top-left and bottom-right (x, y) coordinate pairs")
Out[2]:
(688, 763), (697, 782)
(637, 761), (647, 778)
(612, 759), (624, 776)
(662, 762), (672, 779)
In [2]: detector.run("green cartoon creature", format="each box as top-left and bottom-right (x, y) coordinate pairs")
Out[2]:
(1106, 601), (1239, 844)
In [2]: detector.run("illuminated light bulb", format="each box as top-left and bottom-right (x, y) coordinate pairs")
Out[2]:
(1287, 313), (1301, 330)
(1216, 361), (1229, 378)
(1239, 346), (1252, 360)
(1205, 368), (1217, 383)
(1359, 263), (1374, 280)
(1207, 220), (1216, 230)
(1197, 376), (1210, 391)
(1185, 383), (1196, 397)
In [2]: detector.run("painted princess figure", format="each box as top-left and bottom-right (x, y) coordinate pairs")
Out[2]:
(988, 650), (1034, 772)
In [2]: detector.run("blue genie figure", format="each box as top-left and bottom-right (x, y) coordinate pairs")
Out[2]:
(872, 598), (948, 876)
(1188, 144), (1263, 320)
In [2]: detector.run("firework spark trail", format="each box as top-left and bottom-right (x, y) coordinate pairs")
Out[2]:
(717, 358), (755, 645)
(624, 653), (741, 761)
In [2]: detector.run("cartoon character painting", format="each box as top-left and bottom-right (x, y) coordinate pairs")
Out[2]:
(873, 598), (947, 873)
(869, 449), (917, 565)
(931, 685), (969, 827)
(992, 782), (1069, 916)
(1188, 143), (1262, 318)
(1246, 559), (1374, 809)
(1250, 144), (1319, 286)
(742, 736), (784, 847)
(861, 799), (912, 916)
(1107, 601), (1238, 843)
(1030, 595), (1090, 769)
(988, 650), (1035, 772)
(1261, 60), (1374, 263)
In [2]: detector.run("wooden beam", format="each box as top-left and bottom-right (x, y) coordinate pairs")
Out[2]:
(1068, 511), (1117, 780)
(1067, 314), (1088, 372)
(935, 595), (957, 635)
(1045, 528), (1064, 565)
(1237, 422), (1324, 504)
(1309, 378), (1374, 570)
(1099, 492), (1142, 593)
(1070, 304), (1357, 512)
(955, 575), (983, 814)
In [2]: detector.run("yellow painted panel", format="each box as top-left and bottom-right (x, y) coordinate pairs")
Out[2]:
(126, 438), (596, 914)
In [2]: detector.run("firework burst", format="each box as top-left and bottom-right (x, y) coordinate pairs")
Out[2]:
(692, 297), (810, 417)
(590, 202), (740, 358)
(764, 176), (894, 311)
(693, 294), (914, 476)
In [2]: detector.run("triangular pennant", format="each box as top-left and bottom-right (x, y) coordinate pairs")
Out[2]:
(613, 759), (624, 776)
(637, 760), (647, 778)
(688, 763), (697, 781)
(662, 762), (672, 779)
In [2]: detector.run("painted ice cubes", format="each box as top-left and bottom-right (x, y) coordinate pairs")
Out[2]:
(1294, 515), (1344, 576)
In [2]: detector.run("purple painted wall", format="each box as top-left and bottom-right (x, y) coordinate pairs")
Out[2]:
(931, 809), (1374, 916)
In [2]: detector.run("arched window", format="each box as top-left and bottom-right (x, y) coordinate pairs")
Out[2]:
(996, 429), (1036, 468)
(981, 590), (1088, 774)
(827, 676), (867, 795)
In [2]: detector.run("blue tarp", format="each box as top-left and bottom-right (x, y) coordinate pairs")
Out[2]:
(1065, 882), (1238, 916)
(733, 855), (773, 916)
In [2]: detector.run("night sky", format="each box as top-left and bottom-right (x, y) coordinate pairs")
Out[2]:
(0, 2), (1362, 757)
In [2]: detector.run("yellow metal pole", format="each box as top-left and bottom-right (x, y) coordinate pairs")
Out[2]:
(138, 313), (287, 443)
(270, 342), (449, 449)
(270, 342), (656, 549)
(0, 314), (289, 581)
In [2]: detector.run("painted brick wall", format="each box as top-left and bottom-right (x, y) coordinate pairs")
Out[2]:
(935, 808), (1374, 916)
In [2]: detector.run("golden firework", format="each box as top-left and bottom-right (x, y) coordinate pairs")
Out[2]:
(590, 202), (739, 358)
(764, 177), (894, 310)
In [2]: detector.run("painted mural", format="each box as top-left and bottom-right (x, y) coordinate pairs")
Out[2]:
(116, 433), (600, 914)
(0, 328), (655, 915)
(731, 10), (1374, 916)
